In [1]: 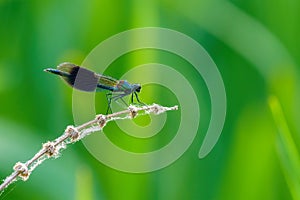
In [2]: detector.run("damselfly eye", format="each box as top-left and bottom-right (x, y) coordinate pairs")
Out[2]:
(136, 85), (141, 93)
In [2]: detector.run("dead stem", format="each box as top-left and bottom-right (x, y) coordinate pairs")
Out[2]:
(0, 104), (178, 192)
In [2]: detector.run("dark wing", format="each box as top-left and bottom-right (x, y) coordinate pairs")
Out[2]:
(49, 62), (99, 92)
(46, 62), (119, 92)
(63, 65), (99, 92)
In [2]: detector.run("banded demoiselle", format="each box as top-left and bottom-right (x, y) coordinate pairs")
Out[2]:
(44, 62), (144, 113)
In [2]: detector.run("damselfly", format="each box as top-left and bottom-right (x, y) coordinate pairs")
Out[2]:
(44, 62), (144, 113)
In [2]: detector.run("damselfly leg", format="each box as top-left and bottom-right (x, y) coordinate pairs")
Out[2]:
(135, 92), (145, 105)
(105, 93), (113, 114)
(106, 92), (129, 114)
(130, 92), (145, 106)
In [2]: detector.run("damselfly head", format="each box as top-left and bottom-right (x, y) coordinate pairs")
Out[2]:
(133, 84), (141, 93)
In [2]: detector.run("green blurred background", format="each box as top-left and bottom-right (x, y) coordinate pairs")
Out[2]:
(1, 0), (300, 199)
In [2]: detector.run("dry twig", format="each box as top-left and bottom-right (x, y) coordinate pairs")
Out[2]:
(0, 104), (178, 192)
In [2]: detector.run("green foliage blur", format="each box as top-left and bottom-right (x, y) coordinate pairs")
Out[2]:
(1, 0), (300, 199)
